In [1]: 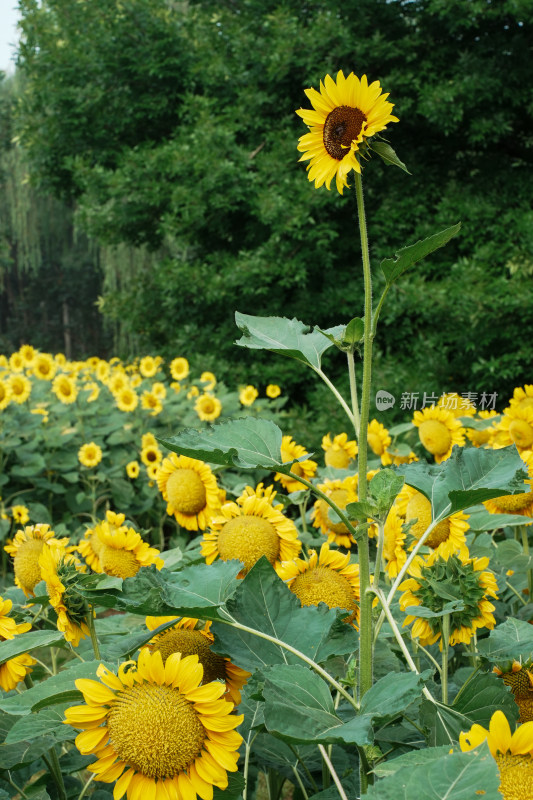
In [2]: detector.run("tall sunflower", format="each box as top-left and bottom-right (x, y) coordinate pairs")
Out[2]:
(64, 649), (244, 800)
(274, 435), (317, 493)
(39, 544), (90, 647)
(0, 596), (36, 691)
(413, 406), (465, 463)
(311, 475), (359, 549)
(195, 393), (222, 422)
(399, 550), (497, 648)
(296, 70), (399, 193)
(33, 352), (57, 380)
(460, 710), (533, 800)
(277, 543), (360, 626)
(321, 432), (358, 469)
(145, 616), (250, 705)
(7, 374), (32, 404)
(157, 454), (222, 531)
(202, 493), (301, 575)
(4, 524), (69, 596)
(78, 442), (103, 468)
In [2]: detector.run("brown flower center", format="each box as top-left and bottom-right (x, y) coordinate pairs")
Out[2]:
(323, 106), (366, 160)
(217, 515), (280, 574)
(166, 469), (207, 515)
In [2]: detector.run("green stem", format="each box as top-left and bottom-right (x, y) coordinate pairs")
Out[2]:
(346, 351), (361, 439)
(217, 613), (359, 711)
(291, 766), (310, 800)
(441, 614), (450, 705)
(86, 607), (101, 659)
(299, 501), (308, 536)
(7, 773), (29, 800)
(287, 744), (318, 793)
(318, 744), (349, 800)
(506, 580), (528, 606)
(520, 525), (533, 599)
(372, 520), (385, 595)
(77, 773), (96, 800)
(46, 745), (67, 800)
(354, 172), (373, 710)
(243, 731), (259, 800)
(315, 367), (355, 427)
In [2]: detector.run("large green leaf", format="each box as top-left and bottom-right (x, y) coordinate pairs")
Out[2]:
(158, 417), (311, 470)
(465, 504), (533, 530)
(235, 312), (344, 370)
(262, 664), (372, 746)
(5, 703), (75, 745)
(477, 617), (533, 663)
(211, 558), (358, 670)
(380, 223), (461, 285)
(396, 445), (527, 521)
(0, 630), (65, 666)
(359, 670), (431, 724)
(365, 744), (500, 799)
(452, 671), (518, 728)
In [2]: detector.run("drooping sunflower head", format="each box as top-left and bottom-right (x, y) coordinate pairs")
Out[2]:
(145, 616), (251, 705)
(276, 542), (360, 627)
(383, 505), (407, 579)
(460, 710), (533, 799)
(77, 511), (127, 572)
(296, 70), (399, 193)
(404, 487), (470, 558)
(275, 435), (318, 493)
(399, 550), (498, 648)
(78, 511), (162, 578)
(64, 649), (244, 798)
(311, 475), (358, 549)
(195, 393), (222, 422)
(78, 442), (103, 468)
(157, 454), (222, 531)
(413, 406), (466, 463)
(4, 524), (68, 596)
(202, 493), (301, 575)
(494, 661), (533, 723)
(321, 432), (358, 469)
(39, 543), (90, 647)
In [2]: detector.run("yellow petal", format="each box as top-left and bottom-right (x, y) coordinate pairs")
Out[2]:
(113, 767), (135, 800)
(75, 678), (116, 706)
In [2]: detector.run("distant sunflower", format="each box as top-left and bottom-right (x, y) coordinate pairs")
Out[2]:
(140, 444), (162, 467)
(11, 505), (30, 525)
(275, 435), (318, 493)
(8, 374), (32, 404)
(94, 521), (163, 579)
(200, 371), (217, 390)
(141, 391), (163, 416)
(77, 511), (126, 573)
(367, 419), (391, 458)
(311, 475), (358, 548)
(0, 380), (10, 410)
(404, 487), (470, 558)
(19, 344), (36, 366)
(460, 710), (533, 800)
(239, 385), (258, 406)
(195, 393), (222, 422)
(52, 373), (78, 404)
(437, 392), (476, 418)
(8, 352), (24, 372)
(126, 461), (140, 479)
(84, 381), (100, 403)
(494, 661), (533, 723)
(157, 455), (221, 531)
(296, 70), (399, 193)
(33, 352), (57, 380)
(321, 432), (358, 469)
(78, 442), (103, 468)
(466, 410), (499, 448)
(145, 616), (251, 705)
(115, 386), (138, 412)
(381, 448), (418, 466)
(202, 493), (301, 575)
(4, 524), (68, 596)
(413, 406), (465, 463)
(139, 356), (161, 378)
(170, 357), (189, 381)
(39, 544), (90, 647)
(64, 649), (244, 800)
(266, 384), (281, 399)
(108, 371), (129, 395)
(276, 543), (360, 627)
(0, 595), (35, 691)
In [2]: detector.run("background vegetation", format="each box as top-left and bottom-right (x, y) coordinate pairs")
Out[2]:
(1, 0), (532, 428)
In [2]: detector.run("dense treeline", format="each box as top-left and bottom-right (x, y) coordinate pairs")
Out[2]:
(2, 0), (532, 418)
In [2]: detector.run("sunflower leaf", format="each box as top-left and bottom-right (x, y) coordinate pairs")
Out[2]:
(235, 312), (344, 370)
(0, 630), (65, 666)
(159, 417), (311, 470)
(380, 223), (461, 285)
(476, 617), (533, 663)
(369, 141), (410, 174)
(396, 445), (528, 521)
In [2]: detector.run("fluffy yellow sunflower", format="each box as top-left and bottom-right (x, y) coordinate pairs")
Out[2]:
(0, 596), (36, 691)
(108, 371), (129, 395)
(275, 435), (318, 493)
(460, 710), (533, 800)
(494, 661), (533, 723)
(64, 649), (244, 800)
(78, 511), (162, 578)
(33, 352), (57, 380)
(39, 543), (90, 646)
(4, 524), (69, 596)
(139, 356), (162, 378)
(52, 373), (78, 404)
(200, 371), (216, 390)
(413, 405), (466, 463)
(495, 406), (533, 452)
(484, 450), (533, 517)
(195, 393), (222, 422)
(296, 70), (399, 193)
(95, 360), (110, 383)
(276, 542), (360, 626)
(115, 386), (138, 412)
(239, 385), (258, 406)
(311, 475), (359, 548)
(140, 444), (162, 467)
(399, 550), (497, 648)
(0, 379), (11, 410)
(126, 461), (140, 479)
(8, 352), (24, 372)
(157, 455), (222, 531)
(170, 357), (190, 381)
(145, 616), (251, 705)
(367, 419), (391, 458)
(8, 373), (32, 404)
(78, 442), (103, 468)
(403, 486), (470, 558)
(321, 432), (358, 469)
(266, 384), (281, 399)
(18, 344), (36, 366)
(382, 505), (408, 579)
(202, 493), (301, 575)
(141, 391), (163, 416)
(11, 505), (30, 525)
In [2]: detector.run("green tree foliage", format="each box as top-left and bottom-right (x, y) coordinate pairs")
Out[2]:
(12, 0), (533, 406)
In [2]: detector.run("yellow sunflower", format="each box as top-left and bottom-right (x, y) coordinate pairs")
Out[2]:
(64, 649), (244, 800)
(381, 448), (418, 466)
(78, 442), (103, 468)
(92, 522), (163, 579)
(296, 70), (399, 193)
(95, 359), (110, 383)
(494, 661), (533, 723)
(321, 432), (358, 469)
(52, 373), (78, 404)
(266, 384), (281, 399)
(200, 371), (216, 390)
(382, 505), (408, 579)
(141, 432), (158, 449)
(139, 356), (162, 378)
(367, 419), (391, 458)
(39, 543), (90, 646)
(202, 493), (301, 575)
(8, 352), (24, 372)
(311, 475), (359, 549)
(4, 524), (69, 596)
(466, 409), (499, 448)
(195, 393), (222, 422)
(170, 357), (190, 381)
(108, 371), (129, 395)
(239, 385), (258, 406)
(0, 595), (36, 691)
(399, 550), (498, 648)
(146, 462), (160, 481)
(84, 381), (100, 403)
(437, 392), (476, 418)
(509, 385), (533, 414)
(495, 406), (533, 452)
(276, 542), (360, 627)
(33, 352), (57, 380)
(18, 344), (36, 366)
(0, 379), (11, 410)
(141, 391), (163, 416)
(151, 382), (167, 400)
(275, 435), (318, 493)
(140, 444), (162, 467)
(8, 373), (32, 404)
(77, 511), (126, 572)
(403, 486), (470, 558)
(484, 449), (533, 517)
(11, 505), (30, 525)
(145, 616), (251, 705)
(115, 386), (138, 412)
(126, 461), (140, 479)
(157, 455), (222, 531)
(236, 482), (280, 507)
(460, 710), (533, 800)
(413, 405), (466, 463)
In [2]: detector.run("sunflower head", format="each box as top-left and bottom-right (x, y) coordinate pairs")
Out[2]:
(311, 476), (358, 548)
(495, 406), (533, 452)
(297, 70), (399, 193)
(78, 442), (103, 468)
(195, 393), (222, 422)
(494, 661), (533, 723)
(4, 524), (68, 596)
(239, 385), (258, 406)
(484, 450), (533, 517)
(413, 406), (465, 462)
(321, 432), (358, 469)
(157, 454), (222, 531)
(275, 435), (318, 493)
(0, 595), (35, 691)
(39, 544), (90, 646)
(404, 488), (470, 557)
(170, 357), (189, 381)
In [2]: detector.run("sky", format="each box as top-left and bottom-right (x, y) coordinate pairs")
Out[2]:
(0, 2), (21, 75)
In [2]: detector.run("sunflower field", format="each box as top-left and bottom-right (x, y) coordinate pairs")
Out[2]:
(2, 67), (533, 800)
